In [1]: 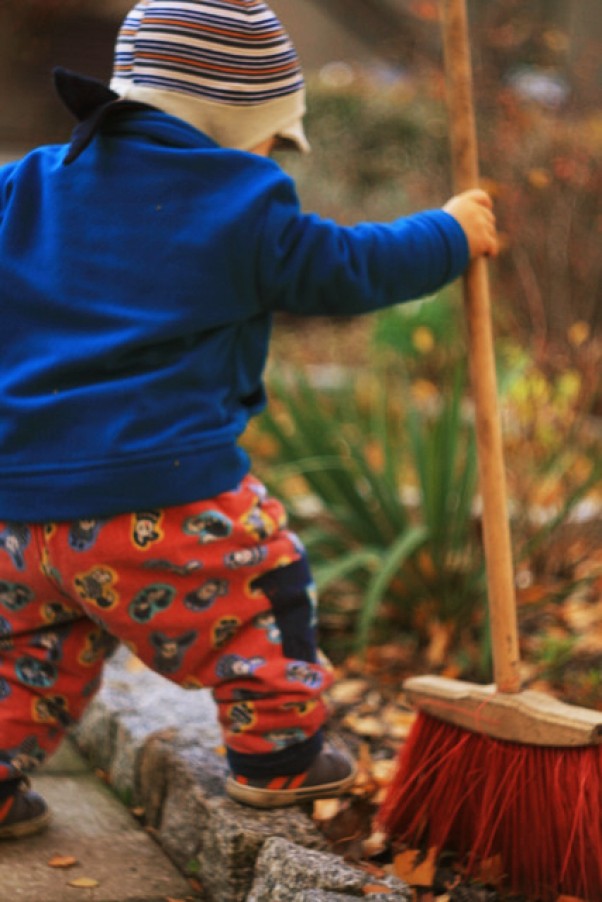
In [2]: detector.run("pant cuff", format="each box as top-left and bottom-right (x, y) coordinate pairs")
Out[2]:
(227, 729), (323, 778)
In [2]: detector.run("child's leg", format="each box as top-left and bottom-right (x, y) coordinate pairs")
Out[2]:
(43, 478), (343, 788)
(0, 521), (115, 834)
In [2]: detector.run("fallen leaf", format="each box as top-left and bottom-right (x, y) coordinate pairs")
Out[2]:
(313, 797), (342, 821)
(362, 829), (389, 857)
(425, 621), (453, 668)
(394, 846), (437, 887)
(363, 884), (393, 895)
(381, 705), (416, 739)
(329, 678), (370, 705)
(67, 877), (99, 888)
(477, 854), (505, 887)
(47, 855), (78, 869)
(343, 712), (386, 738)
(371, 759), (397, 787)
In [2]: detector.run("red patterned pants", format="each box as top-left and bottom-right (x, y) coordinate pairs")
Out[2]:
(0, 476), (331, 788)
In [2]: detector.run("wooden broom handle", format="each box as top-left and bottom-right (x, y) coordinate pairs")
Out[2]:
(441, 0), (521, 693)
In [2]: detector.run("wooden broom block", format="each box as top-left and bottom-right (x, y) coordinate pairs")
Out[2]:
(405, 674), (602, 746)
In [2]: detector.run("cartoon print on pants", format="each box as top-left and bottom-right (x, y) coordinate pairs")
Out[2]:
(240, 506), (275, 542)
(0, 524), (30, 570)
(74, 566), (119, 610)
(31, 625), (71, 663)
(227, 700), (257, 733)
(0, 580), (34, 612)
(15, 655), (57, 689)
(33, 695), (70, 726)
(252, 611), (281, 644)
(131, 511), (164, 549)
(41, 601), (80, 625)
(265, 728), (307, 751)
(282, 700), (319, 718)
(230, 687), (272, 701)
(143, 558), (202, 577)
(0, 616), (13, 651)
(78, 628), (119, 666)
(184, 577), (229, 612)
(224, 546), (267, 569)
(149, 630), (197, 675)
(183, 510), (233, 544)
(8, 736), (47, 771)
(0, 677), (10, 701)
(68, 518), (105, 551)
(211, 615), (240, 649)
(40, 550), (63, 587)
(128, 583), (175, 623)
(215, 654), (265, 680)
(286, 661), (324, 689)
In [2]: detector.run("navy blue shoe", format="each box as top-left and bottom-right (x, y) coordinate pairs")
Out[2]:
(226, 745), (356, 809)
(0, 778), (50, 839)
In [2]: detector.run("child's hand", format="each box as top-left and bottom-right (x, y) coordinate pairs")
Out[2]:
(443, 189), (499, 260)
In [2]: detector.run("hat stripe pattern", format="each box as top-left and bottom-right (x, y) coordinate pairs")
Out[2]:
(113, 0), (304, 106)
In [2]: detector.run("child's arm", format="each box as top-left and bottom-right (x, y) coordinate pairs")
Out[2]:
(257, 176), (495, 316)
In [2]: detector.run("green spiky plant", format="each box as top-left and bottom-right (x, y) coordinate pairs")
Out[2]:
(254, 356), (487, 667)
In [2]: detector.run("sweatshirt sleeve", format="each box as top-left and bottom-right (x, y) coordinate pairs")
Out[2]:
(257, 173), (469, 317)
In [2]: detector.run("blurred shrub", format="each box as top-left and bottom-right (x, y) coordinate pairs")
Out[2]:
(280, 77), (602, 372)
(480, 96), (602, 353)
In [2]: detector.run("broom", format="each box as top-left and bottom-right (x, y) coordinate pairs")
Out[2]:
(378, 2), (602, 900)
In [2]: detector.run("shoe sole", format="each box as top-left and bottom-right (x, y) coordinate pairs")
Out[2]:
(225, 766), (357, 809)
(0, 808), (51, 840)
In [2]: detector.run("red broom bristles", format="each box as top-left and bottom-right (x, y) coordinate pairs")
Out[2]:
(378, 711), (602, 901)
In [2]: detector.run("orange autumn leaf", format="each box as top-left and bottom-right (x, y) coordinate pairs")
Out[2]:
(67, 877), (100, 888)
(363, 884), (394, 896)
(516, 583), (550, 606)
(394, 846), (437, 887)
(47, 855), (78, 869)
(425, 620), (453, 668)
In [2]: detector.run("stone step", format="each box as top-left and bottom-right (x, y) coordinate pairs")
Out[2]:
(73, 647), (410, 902)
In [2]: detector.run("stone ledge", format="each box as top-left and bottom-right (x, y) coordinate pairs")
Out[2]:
(249, 837), (411, 901)
(73, 647), (410, 901)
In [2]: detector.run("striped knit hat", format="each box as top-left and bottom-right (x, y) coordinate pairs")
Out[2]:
(110, 0), (309, 152)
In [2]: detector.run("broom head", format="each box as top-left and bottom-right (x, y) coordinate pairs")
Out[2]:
(379, 676), (602, 901)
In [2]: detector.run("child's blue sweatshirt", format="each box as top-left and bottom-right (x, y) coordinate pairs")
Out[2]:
(0, 72), (469, 522)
